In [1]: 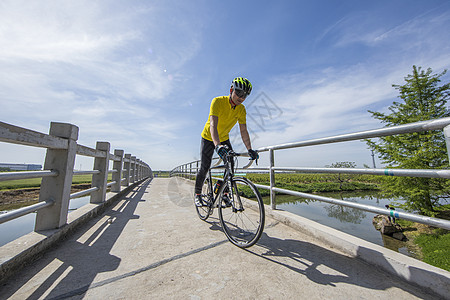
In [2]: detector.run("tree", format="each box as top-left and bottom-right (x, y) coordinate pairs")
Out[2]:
(367, 66), (450, 215)
(326, 161), (356, 189)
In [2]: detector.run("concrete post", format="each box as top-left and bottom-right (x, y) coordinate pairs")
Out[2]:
(137, 159), (141, 180)
(122, 154), (131, 186)
(90, 142), (110, 203)
(112, 149), (124, 192)
(130, 156), (136, 183)
(35, 122), (78, 231)
(269, 148), (276, 210)
(133, 158), (138, 181)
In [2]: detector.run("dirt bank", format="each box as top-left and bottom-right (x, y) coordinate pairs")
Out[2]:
(0, 184), (92, 211)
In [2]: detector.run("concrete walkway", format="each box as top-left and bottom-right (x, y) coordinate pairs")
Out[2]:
(0, 178), (441, 299)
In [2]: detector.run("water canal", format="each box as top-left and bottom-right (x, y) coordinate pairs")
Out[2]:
(263, 190), (416, 257)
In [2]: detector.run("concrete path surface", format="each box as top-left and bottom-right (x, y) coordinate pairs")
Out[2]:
(0, 178), (440, 299)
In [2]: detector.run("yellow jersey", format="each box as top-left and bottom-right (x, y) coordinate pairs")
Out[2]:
(201, 96), (246, 142)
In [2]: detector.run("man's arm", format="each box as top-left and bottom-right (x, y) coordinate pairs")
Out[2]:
(210, 115), (221, 147)
(239, 123), (252, 150)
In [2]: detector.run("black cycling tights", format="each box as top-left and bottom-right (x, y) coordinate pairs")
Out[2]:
(194, 138), (232, 194)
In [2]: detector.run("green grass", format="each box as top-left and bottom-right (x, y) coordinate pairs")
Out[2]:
(246, 173), (384, 185)
(0, 178), (43, 190)
(415, 229), (450, 271)
(0, 174), (110, 190)
(244, 173), (380, 195)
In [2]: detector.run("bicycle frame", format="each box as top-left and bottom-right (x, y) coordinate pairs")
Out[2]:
(202, 151), (257, 210)
(207, 155), (236, 208)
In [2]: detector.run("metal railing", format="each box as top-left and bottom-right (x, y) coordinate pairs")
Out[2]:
(171, 117), (450, 231)
(0, 121), (153, 230)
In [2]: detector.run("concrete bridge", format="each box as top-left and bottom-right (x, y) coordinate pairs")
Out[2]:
(2, 120), (450, 299)
(1, 177), (447, 299)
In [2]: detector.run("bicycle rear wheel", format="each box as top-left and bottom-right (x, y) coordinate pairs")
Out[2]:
(195, 176), (213, 221)
(218, 177), (265, 248)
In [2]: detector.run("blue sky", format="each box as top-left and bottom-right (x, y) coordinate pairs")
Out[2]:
(1, 0), (450, 171)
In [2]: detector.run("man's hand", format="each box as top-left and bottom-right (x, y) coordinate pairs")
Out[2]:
(215, 145), (230, 160)
(248, 149), (259, 160)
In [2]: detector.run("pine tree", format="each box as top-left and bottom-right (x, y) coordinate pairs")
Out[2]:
(367, 66), (450, 215)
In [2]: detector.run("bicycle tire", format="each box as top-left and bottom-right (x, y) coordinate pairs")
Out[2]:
(195, 175), (213, 221)
(218, 177), (265, 248)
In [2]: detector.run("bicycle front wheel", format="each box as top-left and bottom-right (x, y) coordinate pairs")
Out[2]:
(218, 177), (265, 248)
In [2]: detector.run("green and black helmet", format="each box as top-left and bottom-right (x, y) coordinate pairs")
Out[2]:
(231, 77), (252, 96)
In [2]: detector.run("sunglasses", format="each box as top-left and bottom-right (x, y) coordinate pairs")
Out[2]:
(234, 89), (248, 99)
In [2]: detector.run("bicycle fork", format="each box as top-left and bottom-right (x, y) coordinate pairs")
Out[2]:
(225, 179), (244, 213)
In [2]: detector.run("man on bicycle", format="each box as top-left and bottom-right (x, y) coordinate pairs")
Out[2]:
(194, 77), (259, 206)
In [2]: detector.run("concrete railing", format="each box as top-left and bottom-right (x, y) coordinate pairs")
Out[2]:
(171, 117), (450, 231)
(0, 121), (152, 231)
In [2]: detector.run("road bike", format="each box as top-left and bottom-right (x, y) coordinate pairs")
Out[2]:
(195, 151), (265, 248)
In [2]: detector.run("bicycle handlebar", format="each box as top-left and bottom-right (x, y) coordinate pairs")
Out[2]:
(212, 150), (258, 169)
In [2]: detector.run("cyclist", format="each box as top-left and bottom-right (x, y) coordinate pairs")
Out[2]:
(194, 77), (259, 206)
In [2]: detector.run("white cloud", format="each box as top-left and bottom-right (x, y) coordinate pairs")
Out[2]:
(1, 1), (449, 171)
(0, 1), (143, 61)
(0, 0), (204, 170)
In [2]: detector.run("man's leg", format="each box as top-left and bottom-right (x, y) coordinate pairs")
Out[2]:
(218, 140), (233, 206)
(194, 138), (215, 195)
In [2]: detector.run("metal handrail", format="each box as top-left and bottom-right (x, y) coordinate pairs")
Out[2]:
(73, 170), (100, 175)
(170, 117), (450, 231)
(70, 187), (99, 199)
(258, 117), (450, 152)
(268, 187), (450, 230)
(246, 167), (450, 179)
(0, 170), (58, 182)
(0, 200), (54, 225)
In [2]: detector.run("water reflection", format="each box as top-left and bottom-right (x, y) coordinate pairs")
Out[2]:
(264, 191), (413, 256)
(325, 203), (366, 224)
(0, 196), (90, 247)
